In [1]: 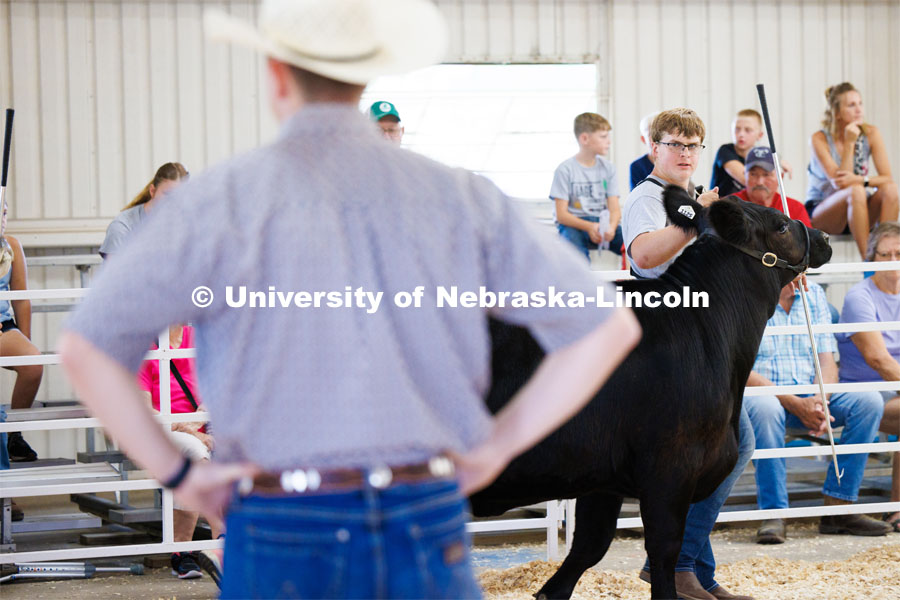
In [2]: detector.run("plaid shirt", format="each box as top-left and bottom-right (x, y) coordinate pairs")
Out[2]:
(752, 282), (836, 386)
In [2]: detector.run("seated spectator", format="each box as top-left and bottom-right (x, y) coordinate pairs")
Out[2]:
(551, 112), (623, 260)
(745, 280), (890, 543)
(710, 109), (793, 198)
(0, 219), (43, 462)
(806, 83), (898, 258)
(367, 100), (404, 145)
(734, 147), (810, 225)
(837, 222), (900, 533)
(100, 162), (189, 259)
(629, 111), (658, 190)
(138, 324), (223, 579)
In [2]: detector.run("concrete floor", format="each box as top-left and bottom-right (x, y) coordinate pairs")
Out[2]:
(2, 523), (897, 599)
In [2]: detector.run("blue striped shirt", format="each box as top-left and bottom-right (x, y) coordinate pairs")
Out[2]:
(752, 282), (836, 386)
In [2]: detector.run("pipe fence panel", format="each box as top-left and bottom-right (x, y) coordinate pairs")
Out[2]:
(1, 260), (898, 563)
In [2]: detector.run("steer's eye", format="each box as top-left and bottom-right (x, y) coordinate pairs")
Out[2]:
(778, 223), (790, 234)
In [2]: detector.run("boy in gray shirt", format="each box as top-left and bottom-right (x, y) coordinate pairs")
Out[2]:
(623, 109), (718, 278)
(550, 112), (622, 259)
(622, 108), (755, 600)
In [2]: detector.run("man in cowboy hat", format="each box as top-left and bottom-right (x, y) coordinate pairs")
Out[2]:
(59, 1), (640, 596)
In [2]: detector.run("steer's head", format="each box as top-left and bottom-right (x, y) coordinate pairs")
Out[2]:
(663, 185), (832, 286)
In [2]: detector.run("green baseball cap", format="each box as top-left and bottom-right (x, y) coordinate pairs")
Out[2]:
(368, 100), (401, 122)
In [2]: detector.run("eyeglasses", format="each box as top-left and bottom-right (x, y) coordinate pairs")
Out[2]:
(875, 250), (900, 259)
(657, 141), (706, 155)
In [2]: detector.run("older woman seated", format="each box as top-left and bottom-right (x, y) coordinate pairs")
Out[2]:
(837, 222), (900, 533)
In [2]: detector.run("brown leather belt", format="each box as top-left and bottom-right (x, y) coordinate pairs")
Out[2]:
(239, 456), (456, 496)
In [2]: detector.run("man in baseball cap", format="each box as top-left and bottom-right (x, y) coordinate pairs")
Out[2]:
(368, 100), (404, 145)
(59, 1), (640, 597)
(735, 147), (811, 225)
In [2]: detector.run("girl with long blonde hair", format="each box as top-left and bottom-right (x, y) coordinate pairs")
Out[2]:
(806, 83), (898, 258)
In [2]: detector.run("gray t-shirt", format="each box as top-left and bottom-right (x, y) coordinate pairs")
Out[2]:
(622, 176), (695, 279)
(65, 105), (617, 471)
(99, 205), (146, 258)
(549, 156), (619, 219)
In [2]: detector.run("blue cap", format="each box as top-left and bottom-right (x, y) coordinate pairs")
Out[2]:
(745, 146), (776, 172)
(368, 101), (401, 122)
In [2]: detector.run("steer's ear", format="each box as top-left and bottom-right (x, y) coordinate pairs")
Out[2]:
(663, 185), (706, 234)
(708, 198), (751, 245)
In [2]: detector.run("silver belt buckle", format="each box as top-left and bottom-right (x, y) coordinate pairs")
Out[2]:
(367, 465), (393, 489)
(428, 456), (455, 478)
(279, 468), (322, 493)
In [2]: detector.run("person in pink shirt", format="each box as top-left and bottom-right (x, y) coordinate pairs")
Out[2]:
(138, 324), (221, 581)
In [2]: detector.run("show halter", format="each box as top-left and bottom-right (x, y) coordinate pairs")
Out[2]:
(757, 84), (843, 485)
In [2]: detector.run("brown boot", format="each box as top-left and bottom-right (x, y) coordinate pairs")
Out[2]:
(710, 583), (755, 599)
(820, 513), (892, 536)
(674, 572), (717, 600)
(755, 518), (786, 544)
(638, 569), (717, 600)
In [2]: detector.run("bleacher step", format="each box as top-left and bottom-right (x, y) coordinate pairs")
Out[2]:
(107, 507), (161, 524)
(76, 450), (129, 464)
(8, 457), (75, 470)
(4, 406), (87, 421)
(79, 530), (154, 546)
(11, 512), (102, 534)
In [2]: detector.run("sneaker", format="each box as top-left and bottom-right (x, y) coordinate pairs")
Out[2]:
(197, 549), (223, 589)
(755, 518), (786, 544)
(7, 432), (37, 462)
(171, 552), (203, 579)
(819, 513), (892, 536)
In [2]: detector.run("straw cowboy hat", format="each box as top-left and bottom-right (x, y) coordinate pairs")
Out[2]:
(204, 0), (448, 85)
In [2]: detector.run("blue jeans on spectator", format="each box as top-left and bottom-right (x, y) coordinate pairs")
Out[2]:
(745, 391), (884, 507)
(221, 479), (481, 599)
(644, 407), (754, 592)
(558, 218), (624, 259)
(0, 405), (9, 470)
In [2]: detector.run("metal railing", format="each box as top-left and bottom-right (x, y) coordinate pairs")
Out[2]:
(1, 258), (898, 563)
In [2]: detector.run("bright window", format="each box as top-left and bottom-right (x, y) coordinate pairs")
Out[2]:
(362, 64), (598, 203)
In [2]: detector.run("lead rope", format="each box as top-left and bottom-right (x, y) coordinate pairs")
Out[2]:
(757, 84), (843, 485)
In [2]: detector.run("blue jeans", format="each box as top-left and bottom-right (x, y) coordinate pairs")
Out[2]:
(0, 405), (8, 470)
(557, 219), (624, 258)
(745, 391), (884, 506)
(221, 479), (481, 599)
(644, 407), (754, 591)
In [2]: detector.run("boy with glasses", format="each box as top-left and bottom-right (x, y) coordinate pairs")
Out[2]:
(624, 108), (754, 600)
(623, 108), (718, 280)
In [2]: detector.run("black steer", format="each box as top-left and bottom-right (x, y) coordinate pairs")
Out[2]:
(472, 186), (832, 599)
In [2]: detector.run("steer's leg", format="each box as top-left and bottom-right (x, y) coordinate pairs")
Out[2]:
(535, 492), (623, 600)
(640, 488), (691, 600)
